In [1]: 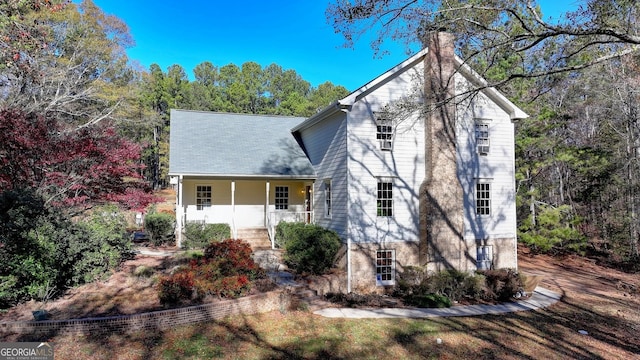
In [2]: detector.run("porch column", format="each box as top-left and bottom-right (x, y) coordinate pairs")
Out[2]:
(265, 181), (270, 226)
(231, 180), (237, 239)
(175, 175), (184, 248)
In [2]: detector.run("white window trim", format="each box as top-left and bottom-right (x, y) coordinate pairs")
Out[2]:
(476, 244), (493, 270)
(475, 180), (491, 216)
(475, 119), (491, 155)
(195, 184), (212, 211)
(376, 249), (396, 286)
(376, 177), (394, 217)
(323, 180), (332, 218)
(375, 111), (395, 151)
(274, 185), (289, 210)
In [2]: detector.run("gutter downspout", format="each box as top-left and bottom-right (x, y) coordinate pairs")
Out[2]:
(347, 236), (352, 293)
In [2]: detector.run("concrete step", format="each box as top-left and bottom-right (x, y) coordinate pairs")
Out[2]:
(237, 228), (271, 250)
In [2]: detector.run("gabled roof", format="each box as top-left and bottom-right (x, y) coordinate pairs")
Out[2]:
(169, 110), (315, 178)
(292, 48), (528, 133)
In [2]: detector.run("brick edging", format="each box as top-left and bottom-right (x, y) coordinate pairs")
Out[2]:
(1, 290), (291, 338)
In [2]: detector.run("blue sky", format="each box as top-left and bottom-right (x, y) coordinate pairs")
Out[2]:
(88, 0), (577, 91)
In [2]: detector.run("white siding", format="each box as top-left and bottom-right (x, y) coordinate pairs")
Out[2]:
(455, 73), (517, 241)
(346, 63), (425, 244)
(299, 112), (349, 239)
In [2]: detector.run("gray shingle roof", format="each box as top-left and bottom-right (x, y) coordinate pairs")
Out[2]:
(169, 110), (315, 177)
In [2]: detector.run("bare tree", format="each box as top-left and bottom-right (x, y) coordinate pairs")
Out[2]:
(327, 0), (640, 97)
(0, 0), (135, 127)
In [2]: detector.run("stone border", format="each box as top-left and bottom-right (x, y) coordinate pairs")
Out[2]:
(1, 290), (290, 339)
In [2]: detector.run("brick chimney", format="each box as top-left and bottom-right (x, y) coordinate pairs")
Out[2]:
(419, 32), (465, 271)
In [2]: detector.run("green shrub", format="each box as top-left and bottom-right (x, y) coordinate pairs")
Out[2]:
(426, 270), (470, 302)
(144, 212), (175, 246)
(133, 265), (155, 278)
(394, 267), (486, 305)
(0, 189), (88, 307)
(183, 223), (230, 249)
(275, 221), (300, 248)
(404, 293), (451, 308)
(278, 222), (341, 275)
(0, 191), (136, 308)
(71, 206), (133, 283)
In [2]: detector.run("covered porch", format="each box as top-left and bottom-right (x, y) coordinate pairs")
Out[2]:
(173, 175), (315, 248)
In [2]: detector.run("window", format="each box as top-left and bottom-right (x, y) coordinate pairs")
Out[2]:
(196, 185), (212, 210)
(376, 249), (395, 286)
(476, 245), (493, 270)
(475, 121), (490, 155)
(275, 186), (289, 210)
(476, 181), (491, 215)
(375, 112), (394, 151)
(377, 180), (393, 217)
(324, 180), (332, 218)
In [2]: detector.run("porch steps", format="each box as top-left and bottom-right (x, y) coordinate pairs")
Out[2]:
(237, 227), (272, 250)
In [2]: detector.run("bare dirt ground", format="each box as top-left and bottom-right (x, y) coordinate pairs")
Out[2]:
(1, 245), (638, 327)
(0, 253), (169, 322)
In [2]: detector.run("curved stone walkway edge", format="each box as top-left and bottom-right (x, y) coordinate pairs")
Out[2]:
(313, 287), (561, 319)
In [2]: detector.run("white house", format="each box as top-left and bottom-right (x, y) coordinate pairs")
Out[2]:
(169, 32), (527, 293)
(168, 111), (316, 249)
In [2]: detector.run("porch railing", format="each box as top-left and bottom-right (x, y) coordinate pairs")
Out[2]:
(267, 211), (314, 248)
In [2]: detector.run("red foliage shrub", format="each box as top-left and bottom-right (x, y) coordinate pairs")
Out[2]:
(203, 239), (264, 279)
(197, 275), (251, 299)
(157, 271), (195, 305)
(158, 239), (267, 304)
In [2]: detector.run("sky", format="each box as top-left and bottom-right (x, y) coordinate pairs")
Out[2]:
(87, 0), (578, 91)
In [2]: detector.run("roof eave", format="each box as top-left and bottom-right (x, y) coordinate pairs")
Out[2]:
(291, 101), (347, 133)
(455, 56), (529, 120)
(168, 172), (317, 180)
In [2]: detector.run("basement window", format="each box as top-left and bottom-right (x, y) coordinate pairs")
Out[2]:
(477, 245), (493, 270)
(376, 249), (395, 286)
